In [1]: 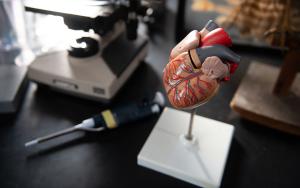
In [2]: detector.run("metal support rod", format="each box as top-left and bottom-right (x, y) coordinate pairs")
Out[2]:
(185, 108), (197, 140)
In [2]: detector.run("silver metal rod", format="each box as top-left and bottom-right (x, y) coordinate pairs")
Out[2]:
(185, 108), (197, 140)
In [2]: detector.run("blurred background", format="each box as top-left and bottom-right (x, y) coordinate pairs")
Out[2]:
(0, 0), (299, 188)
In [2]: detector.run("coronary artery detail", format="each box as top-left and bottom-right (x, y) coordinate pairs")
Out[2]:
(163, 52), (218, 109)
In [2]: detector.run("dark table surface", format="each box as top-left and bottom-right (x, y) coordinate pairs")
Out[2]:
(1, 2), (300, 188)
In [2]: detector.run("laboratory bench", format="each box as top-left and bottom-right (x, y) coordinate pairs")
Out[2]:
(1, 3), (300, 188)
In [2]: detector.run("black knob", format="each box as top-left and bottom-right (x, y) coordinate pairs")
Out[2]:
(68, 37), (99, 58)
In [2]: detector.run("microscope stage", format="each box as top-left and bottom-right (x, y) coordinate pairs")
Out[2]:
(28, 35), (148, 101)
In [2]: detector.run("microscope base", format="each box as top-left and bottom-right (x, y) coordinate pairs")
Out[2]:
(28, 34), (148, 101)
(138, 107), (234, 188)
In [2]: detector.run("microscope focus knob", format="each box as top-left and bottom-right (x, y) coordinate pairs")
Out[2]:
(68, 37), (99, 58)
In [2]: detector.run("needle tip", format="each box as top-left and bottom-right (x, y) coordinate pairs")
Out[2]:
(25, 140), (38, 147)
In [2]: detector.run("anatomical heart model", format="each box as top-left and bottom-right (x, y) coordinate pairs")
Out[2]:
(163, 20), (241, 139)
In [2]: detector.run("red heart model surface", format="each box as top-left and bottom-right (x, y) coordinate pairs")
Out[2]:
(163, 52), (219, 109)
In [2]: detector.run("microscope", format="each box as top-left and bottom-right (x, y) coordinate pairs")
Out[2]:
(25, 0), (151, 101)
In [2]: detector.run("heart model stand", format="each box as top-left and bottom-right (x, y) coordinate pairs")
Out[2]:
(138, 107), (235, 188)
(138, 20), (240, 187)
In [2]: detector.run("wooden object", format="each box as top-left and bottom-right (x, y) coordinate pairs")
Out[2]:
(230, 62), (300, 135)
(273, 50), (300, 95)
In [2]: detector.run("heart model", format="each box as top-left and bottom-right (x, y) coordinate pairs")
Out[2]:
(163, 20), (241, 109)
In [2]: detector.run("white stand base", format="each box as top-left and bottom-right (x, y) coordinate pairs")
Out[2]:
(138, 107), (234, 188)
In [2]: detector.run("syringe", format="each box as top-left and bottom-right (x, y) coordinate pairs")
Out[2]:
(25, 92), (165, 147)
